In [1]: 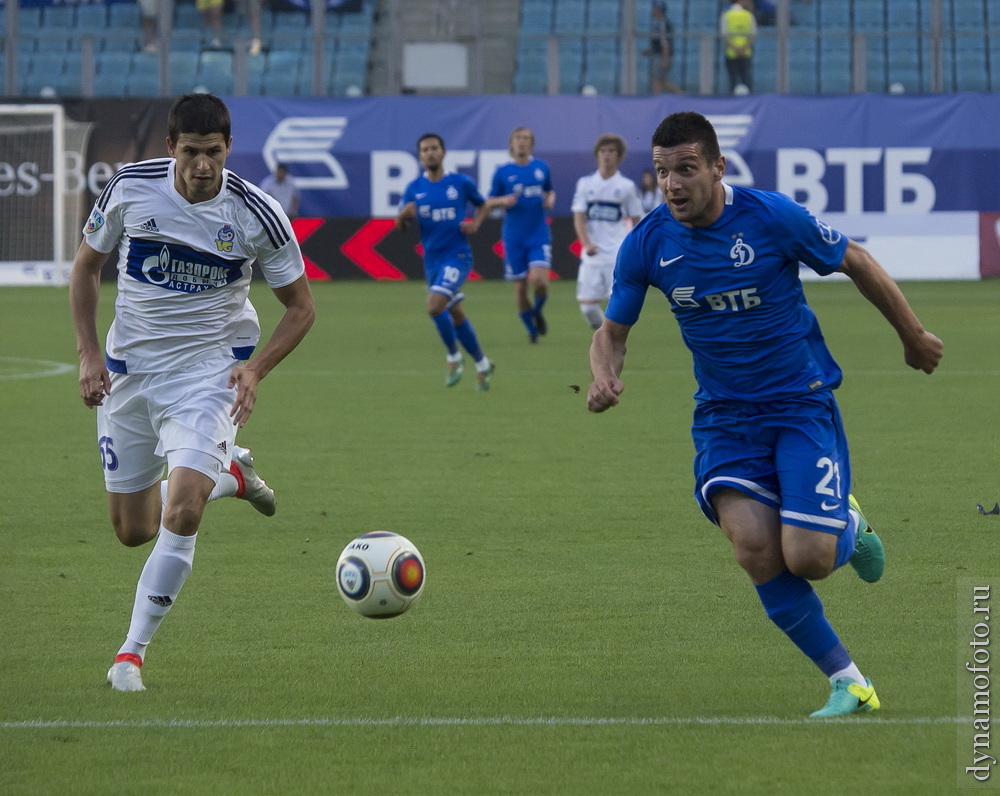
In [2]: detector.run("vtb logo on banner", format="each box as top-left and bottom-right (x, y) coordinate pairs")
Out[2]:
(262, 117), (349, 190)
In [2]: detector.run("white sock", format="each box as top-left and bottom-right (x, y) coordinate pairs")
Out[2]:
(828, 663), (866, 687)
(117, 526), (197, 661)
(475, 357), (491, 373)
(580, 304), (604, 329)
(160, 473), (237, 506)
(446, 352), (463, 365)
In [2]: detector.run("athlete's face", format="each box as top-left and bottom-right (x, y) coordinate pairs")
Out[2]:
(167, 132), (232, 203)
(509, 129), (534, 160)
(418, 138), (445, 172)
(652, 141), (725, 227)
(596, 144), (621, 173)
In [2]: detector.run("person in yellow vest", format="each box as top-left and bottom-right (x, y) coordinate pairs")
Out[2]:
(720, 0), (758, 94)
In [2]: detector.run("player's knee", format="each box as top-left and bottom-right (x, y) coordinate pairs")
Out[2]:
(112, 518), (158, 547)
(161, 500), (206, 535)
(784, 548), (835, 581)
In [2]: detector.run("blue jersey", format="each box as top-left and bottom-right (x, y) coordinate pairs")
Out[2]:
(608, 183), (850, 403)
(489, 158), (553, 246)
(403, 172), (485, 262)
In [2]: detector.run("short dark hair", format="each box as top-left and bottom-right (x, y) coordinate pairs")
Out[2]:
(651, 111), (721, 164)
(417, 133), (445, 151)
(167, 93), (231, 143)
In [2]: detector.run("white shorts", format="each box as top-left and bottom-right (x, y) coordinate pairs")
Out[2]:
(576, 256), (616, 302)
(96, 358), (238, 493)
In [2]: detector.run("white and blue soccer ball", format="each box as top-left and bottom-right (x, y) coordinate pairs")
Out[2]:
(336, 531), (425, 618)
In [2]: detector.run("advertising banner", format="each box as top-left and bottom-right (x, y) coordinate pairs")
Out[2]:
(52, 93), (1000, 280)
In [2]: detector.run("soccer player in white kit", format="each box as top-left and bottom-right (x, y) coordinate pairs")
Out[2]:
(70, 94), (316, 692)
(571, 134), (644, 330)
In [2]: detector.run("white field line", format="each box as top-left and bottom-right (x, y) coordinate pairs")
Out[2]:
(0, 356), (75, 381)
(0, 715), (967, 730)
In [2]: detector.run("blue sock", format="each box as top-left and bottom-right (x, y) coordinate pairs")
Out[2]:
(454, 319), (484, 363)
(833, 511), (859, 570)
(533, 293), (548, 317)
(754, 570), (853, 678)
(519, 309), (538, 336)
(431, 311), (458, 355)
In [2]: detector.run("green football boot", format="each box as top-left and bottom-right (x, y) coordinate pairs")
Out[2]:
(810, 677), (880, 718)
(848, 494), (884, 583)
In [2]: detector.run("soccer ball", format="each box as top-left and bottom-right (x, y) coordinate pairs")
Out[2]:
(335, 531), (425, 618)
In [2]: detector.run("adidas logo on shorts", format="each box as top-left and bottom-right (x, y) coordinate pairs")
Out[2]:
(217, 441), (227, 453)
(139, 217), (159, 232)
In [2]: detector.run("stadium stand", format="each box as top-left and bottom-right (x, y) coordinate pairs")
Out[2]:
(4, 0), (999, 97)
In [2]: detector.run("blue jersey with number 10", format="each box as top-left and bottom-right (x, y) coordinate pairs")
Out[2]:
(607, 183), (850, 403)
(403, 173), (485, 262)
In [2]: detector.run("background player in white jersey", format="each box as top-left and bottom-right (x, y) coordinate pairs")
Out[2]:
(69, 93), (316, 692)
(588, 111), (943, 717)
(571, 134), (643, 329)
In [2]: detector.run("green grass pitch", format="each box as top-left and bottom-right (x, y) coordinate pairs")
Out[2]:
(1, 278), (998, 794)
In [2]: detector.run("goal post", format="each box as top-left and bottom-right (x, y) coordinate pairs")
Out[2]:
(0, 104), (69, 285)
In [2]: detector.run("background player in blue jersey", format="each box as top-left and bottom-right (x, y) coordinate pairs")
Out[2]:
(70, 94), (315, 692)
(490, 126), (556, 343)
(395, 133), (496, 391)
(587, 112), (943, 718)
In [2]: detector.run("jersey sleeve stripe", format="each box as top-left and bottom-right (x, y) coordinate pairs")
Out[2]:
(226, 174), (292, 250)
(95, 160), (172, 212)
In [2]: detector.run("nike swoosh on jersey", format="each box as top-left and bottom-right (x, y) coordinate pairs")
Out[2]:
(821, 501), (841, 511)
(660, 255), (684, 267)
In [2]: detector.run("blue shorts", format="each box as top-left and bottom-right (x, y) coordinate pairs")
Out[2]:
(425, 252), (471, 302)
(692, 392), (852, 535)
(503, 239), (551, 281)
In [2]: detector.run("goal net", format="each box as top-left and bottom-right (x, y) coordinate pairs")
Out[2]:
(0, 104), (90, 286)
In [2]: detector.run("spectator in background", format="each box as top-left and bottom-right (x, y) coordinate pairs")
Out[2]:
(720, 0), (757, 94)
(644, 1), (682, 94)
(199, 0), (225, 49)
(139, 0), (159, 52)
(260, 163), (301, 220)
(640, 169), (662, 216)
(241, 0), (263, 55)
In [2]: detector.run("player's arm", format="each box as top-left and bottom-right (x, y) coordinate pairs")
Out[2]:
(543, 189), (556, 211)
(229, 274), (316, 427)
(838, 239), (942, 374)
(587, 318), (631, 413)
(461, 200), (491, 235)
(394, 201), (417, 232)
(69, 239), (112, 408)
(573, 210), (597, 255)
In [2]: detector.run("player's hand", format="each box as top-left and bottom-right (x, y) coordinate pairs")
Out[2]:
(78, 356), (110, 408)
(904, 330), (943, 374)
(460, 219), (480, 235)
(587, 378), (624, 413)
(228, 365), (262, 428)
(500, 193), (518, 208)
(585, 243), (599, 256)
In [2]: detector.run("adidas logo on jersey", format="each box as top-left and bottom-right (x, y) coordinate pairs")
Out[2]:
(138, 217), (159, 232)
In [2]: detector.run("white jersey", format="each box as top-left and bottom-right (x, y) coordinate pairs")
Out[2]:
(571, 170), (643, 263)
(83, 158), (304, 375)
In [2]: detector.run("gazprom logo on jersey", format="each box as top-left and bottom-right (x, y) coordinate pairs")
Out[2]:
(262, 117), (349, 190)
(126, 241), (243, 293)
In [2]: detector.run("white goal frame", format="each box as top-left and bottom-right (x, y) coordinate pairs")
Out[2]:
(0, 104), (67, 285)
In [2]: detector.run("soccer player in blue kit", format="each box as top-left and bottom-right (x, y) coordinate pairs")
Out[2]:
(396, 133), (496, 390)
(490, 126), (556, 343)
(587, 112), (943, 717)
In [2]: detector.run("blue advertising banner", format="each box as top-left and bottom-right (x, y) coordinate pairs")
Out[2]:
(222, 93), (1000, 221)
